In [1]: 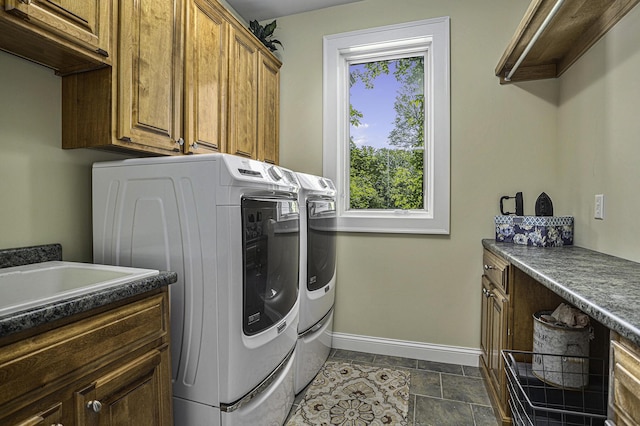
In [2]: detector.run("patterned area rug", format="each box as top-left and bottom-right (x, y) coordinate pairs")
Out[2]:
(286, 361), (410, 425)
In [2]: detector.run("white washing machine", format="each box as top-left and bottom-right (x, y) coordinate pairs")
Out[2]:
(294, 172), (337, 394)
(92, 154), (300, 425)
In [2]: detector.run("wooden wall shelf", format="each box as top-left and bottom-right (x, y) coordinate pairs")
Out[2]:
(496, 0), (639, 84)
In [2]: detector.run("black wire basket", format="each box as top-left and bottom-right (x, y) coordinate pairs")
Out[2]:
(503, 350), (609, 426)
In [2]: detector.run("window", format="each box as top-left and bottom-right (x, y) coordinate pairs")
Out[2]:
(323, 17), (450, 234)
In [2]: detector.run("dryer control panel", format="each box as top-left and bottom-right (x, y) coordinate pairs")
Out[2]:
(222, 155), (299, 190)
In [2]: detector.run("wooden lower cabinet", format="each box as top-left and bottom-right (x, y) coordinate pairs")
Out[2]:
(610, 334), (640, 426)
(480, 255), (510, 425)
(487, 277), (508, 409)
(0, 289), (172, 426)
(480, 248), (567, 425)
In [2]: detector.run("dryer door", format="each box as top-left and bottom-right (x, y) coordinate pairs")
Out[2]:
(242, 197), (299, 336)
(306, 197), (337, 292)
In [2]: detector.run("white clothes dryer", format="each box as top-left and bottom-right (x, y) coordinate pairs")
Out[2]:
(92, 154), (300, 426)
(294, 172), (337, 394)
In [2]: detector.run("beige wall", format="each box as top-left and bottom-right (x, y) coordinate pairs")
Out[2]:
(276, 0), (560, 348)
(557, 5), (640, 263)
(4, 0), (634, 352)
(0, 51), (130, 262)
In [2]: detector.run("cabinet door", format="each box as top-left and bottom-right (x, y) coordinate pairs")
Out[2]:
(4, 0), (110, 59)
(228, 25), (259, 159)
(257, 51), (280, 164)
(489, 286), (508, 405)
(184, 0), (228, 154)
(74, 349), (171, 426)
(611, 339), (640, 426)
(480, 276), (492, 370)
(117, 0), (183, 153)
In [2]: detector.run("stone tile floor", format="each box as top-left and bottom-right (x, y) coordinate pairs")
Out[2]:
(288, 348), (499, 426)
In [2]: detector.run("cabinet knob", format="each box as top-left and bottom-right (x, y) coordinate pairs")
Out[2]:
(191, 141), (198, 150)
(484, 264), (495, 270)
(86, 400), (102, 413)
(177, 138), (185, 146)
(51, 424), (63, 426)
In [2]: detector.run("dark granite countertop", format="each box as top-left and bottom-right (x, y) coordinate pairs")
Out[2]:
(483, 239), (640, 347)
(0, 244), (177, 338)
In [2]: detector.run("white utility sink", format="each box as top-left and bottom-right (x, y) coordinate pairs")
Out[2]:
(0, 261), (159, 317)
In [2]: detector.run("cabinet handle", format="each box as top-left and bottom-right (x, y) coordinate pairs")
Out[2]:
(482, 288), (495, 298)
(173, 138), (185, 152)
(484, 264), (495, 270)
(51, 424), (63, 426)
(86, 400), (102, 413)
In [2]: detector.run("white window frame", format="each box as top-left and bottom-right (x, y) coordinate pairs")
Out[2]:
(323, 17), (450, 234)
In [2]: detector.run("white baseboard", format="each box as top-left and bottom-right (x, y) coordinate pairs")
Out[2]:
(331, 332), (482, 367)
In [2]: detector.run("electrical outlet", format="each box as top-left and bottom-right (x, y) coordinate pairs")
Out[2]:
(594, 194), (604, 220)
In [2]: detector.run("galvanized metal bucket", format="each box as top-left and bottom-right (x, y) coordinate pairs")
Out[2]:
(531, 311), (590, 389)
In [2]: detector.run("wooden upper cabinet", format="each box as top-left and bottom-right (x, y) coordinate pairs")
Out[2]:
(228, 25), (260, 160)
(258, 51), (280, 165)
(183, 0), (229, 155)
(1, 0), (111, 74)
(116, 0), (184, 152)
(62, 0), (184, 155)
(61, 0), (281, 159)
(496, 0), (640, 84)
(227, 24), (282, 163)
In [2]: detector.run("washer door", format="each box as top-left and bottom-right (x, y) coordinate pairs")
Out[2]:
(242, 197), (299, 336)
(306, 197), (337, 292)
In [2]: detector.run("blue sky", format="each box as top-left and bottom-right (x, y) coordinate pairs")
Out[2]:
(349, 62), (401, 149)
